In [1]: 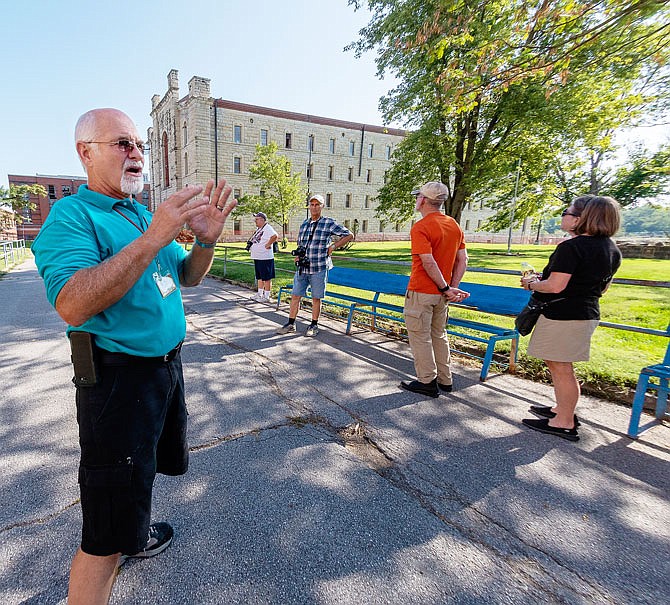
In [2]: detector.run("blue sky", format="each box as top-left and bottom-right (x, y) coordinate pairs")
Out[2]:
(2, 1), (665, 190)
(1, 0), (398, 186)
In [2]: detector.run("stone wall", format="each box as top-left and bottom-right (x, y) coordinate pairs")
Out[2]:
(616, 241), (670, 259)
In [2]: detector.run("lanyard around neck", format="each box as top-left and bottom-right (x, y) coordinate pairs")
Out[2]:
(113, 205), (147, 233)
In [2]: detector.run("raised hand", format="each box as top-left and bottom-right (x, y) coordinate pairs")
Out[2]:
(145, 184), (204, 248)
(187, 179), (238, 244)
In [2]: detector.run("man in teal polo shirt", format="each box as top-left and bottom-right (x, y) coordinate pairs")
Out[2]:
(32, 108), (237, 605)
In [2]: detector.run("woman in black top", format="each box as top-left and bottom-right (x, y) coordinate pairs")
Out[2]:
(520, 195), (622, 441)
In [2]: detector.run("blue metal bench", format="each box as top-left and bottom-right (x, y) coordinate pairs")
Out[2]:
(627, 329), (670, 438)
(276, 267), (531, 381)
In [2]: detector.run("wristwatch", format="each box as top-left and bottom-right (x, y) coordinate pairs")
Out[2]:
(438, 284), (450, 293)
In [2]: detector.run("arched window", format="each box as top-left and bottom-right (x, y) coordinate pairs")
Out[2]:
(184, 152), (188, 177)
(162, 132), (169, 186)
(182, 122), (188, 145)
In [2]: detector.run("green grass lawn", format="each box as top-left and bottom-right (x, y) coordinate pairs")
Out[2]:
(211, 241), (669, 402)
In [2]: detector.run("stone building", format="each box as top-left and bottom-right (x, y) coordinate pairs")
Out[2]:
(147, 69), (542, 244)
(148, 70), (406, 239)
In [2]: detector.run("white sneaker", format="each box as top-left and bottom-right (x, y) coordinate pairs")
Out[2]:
(304, 325), (319, 337)
(251, 293), (264, 302)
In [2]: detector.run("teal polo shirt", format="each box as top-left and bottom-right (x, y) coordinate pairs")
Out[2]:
(33, 185), (188, 356)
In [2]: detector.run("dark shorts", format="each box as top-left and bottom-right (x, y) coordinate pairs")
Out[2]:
(76, 352), (188, 556)
(254, 258), (276, 281)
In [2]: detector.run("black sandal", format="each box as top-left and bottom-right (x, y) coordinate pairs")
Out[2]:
(522, 417), (580, 442)
(529, 405), (581, 427)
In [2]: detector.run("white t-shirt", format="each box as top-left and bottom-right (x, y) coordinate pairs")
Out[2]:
(249, 223), (278, 260)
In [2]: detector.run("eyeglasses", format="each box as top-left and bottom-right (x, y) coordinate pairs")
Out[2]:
(561, 209), (581, 218)
(85, 139), (147, 154)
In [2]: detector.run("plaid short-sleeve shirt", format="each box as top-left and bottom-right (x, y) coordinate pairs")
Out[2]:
(297, 216), (351, 273)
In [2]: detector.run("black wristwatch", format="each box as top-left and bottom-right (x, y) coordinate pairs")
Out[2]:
(438, 284), (450, 293)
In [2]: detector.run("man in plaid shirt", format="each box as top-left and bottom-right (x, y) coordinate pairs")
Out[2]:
(276, 194), (352, 337)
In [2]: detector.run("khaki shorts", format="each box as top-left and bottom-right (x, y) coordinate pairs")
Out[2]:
(527, 316), (599, 362)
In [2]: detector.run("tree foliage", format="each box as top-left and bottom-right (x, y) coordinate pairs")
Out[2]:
(620, 203), (670, 236)
(234, 142), (306, 244)
(348, 0), (670, 226)
(605, 145), (670, 206)
(0, 184), (47, 224)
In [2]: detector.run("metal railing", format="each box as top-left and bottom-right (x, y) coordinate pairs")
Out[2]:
(0, 239), (27, 268)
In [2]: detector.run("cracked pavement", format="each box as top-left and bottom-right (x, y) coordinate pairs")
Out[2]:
(1, 259), (668, 604)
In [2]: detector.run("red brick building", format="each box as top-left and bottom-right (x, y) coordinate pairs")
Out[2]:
(7, 174), (151, 240)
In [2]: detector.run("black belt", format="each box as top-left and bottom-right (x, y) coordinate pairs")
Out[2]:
(98, 342), (183, 366)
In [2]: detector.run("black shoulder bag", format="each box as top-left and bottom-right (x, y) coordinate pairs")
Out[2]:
(515, 296), (566, 336)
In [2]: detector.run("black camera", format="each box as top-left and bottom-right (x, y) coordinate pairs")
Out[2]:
(245, 240), (253, 251)
(291, 245), (307, 258)
(292, 245), (310, 272)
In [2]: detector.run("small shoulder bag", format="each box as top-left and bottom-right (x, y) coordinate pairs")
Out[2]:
(515, 296), (566, 336)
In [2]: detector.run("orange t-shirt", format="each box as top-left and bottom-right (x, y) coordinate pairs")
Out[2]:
(407, 212), (466, 294)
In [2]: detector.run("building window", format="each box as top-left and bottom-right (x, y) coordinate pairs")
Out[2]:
(260, 129), (268, 146)
(467, 202), (471, 210)
(395, 222), (401, 232)
(142, 190), (149, 205)
(162, 131), (169, 186)
(480, 200), (485, 209)
(61, 185), (71, 197)
(234, 156), (241, 173)
(348, 167), (353, 181)
(379, 220), (385, 232)
(260, 189), (266, 197)
(362, 220), (368, 233)
(477, 219), (482, 228)
(344, 219), (351, 230)
(183, 122), (188, 145)
(366, 169), (372, 183)
(384, 170), (388, 184)
(386, 145), (391, 160)
(349, 141), (355, 156)
(47, 185), (56, 199)
(233, 219), (241, 234)
(306, 164), (313, 179)
(364, 195), (370, 209)
(234, 188), (241, 200)
(308, 134), (314, 151)
(465, 219), (470, 230)
(345, 194), (351, 208)
(285, 132), (292, 148)
(329, 138), (335, 153)
(325, 193), (332, 208)
(368, 143), (374, 158)
(184, 153), (188, 176)
(234, 125), (242, 143)
(328, 165), (334, 180)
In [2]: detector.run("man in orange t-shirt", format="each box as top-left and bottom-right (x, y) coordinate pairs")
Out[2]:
(400, 182), (470, 398)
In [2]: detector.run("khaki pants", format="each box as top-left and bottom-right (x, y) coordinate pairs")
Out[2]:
(403, 290), (452, 385)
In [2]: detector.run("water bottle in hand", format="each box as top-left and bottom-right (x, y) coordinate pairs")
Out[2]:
(521, 262), (535, 278)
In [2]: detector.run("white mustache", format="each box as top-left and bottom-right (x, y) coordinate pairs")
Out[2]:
(124, 160), (143, 172)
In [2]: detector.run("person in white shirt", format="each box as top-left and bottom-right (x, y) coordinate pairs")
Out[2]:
(248, 212), (278, 302)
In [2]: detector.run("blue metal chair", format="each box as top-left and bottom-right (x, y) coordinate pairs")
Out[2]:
(627, 330), (670, 438)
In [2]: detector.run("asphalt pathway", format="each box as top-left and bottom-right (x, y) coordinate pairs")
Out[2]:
(1, 258), (668, 604)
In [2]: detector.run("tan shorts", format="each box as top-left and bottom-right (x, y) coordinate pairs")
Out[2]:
(527, 316), (599, 362)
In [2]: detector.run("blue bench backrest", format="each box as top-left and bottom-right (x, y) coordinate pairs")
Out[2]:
(458, 282), (531, 316)
(327, 267), (531, 316)
(328, 267), (409, 296)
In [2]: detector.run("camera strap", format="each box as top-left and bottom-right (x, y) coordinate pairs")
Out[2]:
(301, 218), (320, 250)
(250, 227), (264, 244)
